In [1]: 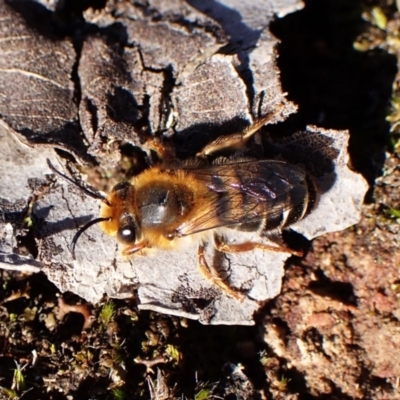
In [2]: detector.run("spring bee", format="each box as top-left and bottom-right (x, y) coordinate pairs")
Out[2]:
(47, 106), (318, 300)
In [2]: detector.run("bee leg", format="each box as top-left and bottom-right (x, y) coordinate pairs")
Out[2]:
(214, 235), (303, 257)
(145, 137), (176, 161)
(197, 244), (245, 301)
(121, 241), (148, 256)
(196, 103), (284, 157)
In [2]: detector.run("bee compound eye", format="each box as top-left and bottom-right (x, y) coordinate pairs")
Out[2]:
(117, 225), (136, 244)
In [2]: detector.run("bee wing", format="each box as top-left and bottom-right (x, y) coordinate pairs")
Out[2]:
(176, 160), (307, 237)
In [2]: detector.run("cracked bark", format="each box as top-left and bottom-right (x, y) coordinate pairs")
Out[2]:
(0, 0), (368, 324)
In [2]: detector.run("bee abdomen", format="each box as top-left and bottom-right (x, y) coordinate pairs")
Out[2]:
(263, 175), (318, 232)
(286, 175), (318, 226)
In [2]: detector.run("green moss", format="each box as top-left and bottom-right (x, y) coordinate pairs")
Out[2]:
(99, 301), (115, 326)
(387, 207), (400, 219)
(195, 388), (211, 400)
(112, 388), (125, 400)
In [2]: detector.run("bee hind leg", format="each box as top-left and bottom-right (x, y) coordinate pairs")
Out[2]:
(197, 244), (245, 301)
(196, 103), (284, 157)
(214, 234), (303, 257)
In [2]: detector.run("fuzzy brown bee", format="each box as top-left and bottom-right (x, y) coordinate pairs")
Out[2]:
(47, 107), (318, 300)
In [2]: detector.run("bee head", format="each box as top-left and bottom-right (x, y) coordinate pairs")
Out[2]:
(99, 181), (139, 245)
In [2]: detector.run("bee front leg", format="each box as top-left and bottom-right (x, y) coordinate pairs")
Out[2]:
(121, 241), (148, 256)
(196, 103), (284, 157)
(197, 244), (245, 301)
(214, 235), (303, 257)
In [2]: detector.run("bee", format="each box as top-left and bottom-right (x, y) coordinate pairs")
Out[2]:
(47, 106), (318, 300)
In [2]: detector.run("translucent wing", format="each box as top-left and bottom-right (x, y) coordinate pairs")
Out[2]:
(174, 159), (307, 237)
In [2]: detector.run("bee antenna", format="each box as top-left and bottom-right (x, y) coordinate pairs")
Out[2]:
(71, 217), (111, 259)
(46, 159), (111, 206)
